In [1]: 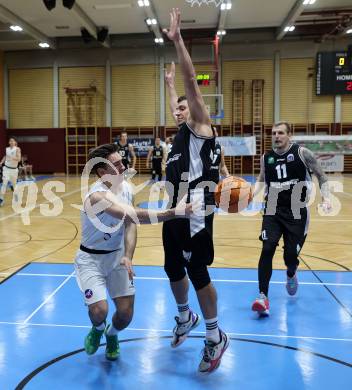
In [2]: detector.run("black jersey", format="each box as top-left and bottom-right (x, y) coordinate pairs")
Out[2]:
(263, 143), (311, 214)
(152, 145), (163, 161)
(165, 122), (216, 208)
(210, 142), (222, 183)
(116, 142), (130, 166)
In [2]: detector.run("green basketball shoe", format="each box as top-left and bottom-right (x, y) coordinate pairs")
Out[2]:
(84, 326), (104, 355)
(105, 324), (120, 361)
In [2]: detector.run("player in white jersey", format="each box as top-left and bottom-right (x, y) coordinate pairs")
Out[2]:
(0, 137), (21, 207)
(75, 143), (194, 361)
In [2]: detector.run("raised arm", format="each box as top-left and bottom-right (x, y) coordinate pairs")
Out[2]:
(165, 62), (179, 125)
(299, 147), (331, 208)
(163, 8), (211, 135)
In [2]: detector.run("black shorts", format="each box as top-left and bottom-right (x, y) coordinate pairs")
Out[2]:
(260, 207), (309, 249)
(163, 213), (214, 269)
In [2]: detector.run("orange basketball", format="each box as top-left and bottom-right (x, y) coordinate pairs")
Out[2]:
(215, 176), (253, 213)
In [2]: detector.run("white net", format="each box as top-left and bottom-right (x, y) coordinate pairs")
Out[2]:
(185, 0), (224, 7)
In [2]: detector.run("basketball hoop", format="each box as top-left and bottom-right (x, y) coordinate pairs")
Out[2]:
(185, 0), (224, 7)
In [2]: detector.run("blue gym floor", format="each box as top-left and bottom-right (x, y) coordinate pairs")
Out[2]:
(0, 263), (351, 389)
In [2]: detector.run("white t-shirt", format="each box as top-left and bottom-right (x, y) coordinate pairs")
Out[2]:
(80, 180), (133, 251)
(5, 147), (18, 168)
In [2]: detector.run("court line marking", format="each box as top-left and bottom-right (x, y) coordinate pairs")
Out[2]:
(1, 272), (351, 286)
(22, 271), (75, 324)
(0, 321), (351, 343)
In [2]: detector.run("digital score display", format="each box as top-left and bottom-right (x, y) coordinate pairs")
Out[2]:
(316, 50), (352, 95)
(196, 74), (210, 86)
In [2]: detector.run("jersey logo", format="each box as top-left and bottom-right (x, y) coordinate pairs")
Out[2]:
(85, 289), (93, 299)
(261, 230), (268, 240)
(104, 233), (111, 240)
(268, 157), (275, 164)
(287, 154), (294, 162)
(210, 150), (218, 164)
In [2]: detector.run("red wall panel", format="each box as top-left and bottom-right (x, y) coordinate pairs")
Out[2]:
(6, 128), (66, 173)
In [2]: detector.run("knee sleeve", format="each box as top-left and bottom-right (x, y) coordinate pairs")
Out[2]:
(187, 264), (210, 291)
(164, 260), (186, 283)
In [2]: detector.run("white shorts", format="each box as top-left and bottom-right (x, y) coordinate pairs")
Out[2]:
(74, 249), (135, 305)
(2, 166), (18, 183)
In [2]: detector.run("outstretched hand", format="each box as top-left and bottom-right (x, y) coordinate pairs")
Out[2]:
(165, 61), (176, 85)
(162, 8), (181, 42)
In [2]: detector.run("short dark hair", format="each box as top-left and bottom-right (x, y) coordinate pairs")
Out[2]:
(88, 143), (117, 175)
(177, 95), (187, 104)
(9, 136), (18, 144)
(273, 121), (291, 134)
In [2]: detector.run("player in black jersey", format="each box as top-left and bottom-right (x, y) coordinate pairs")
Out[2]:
(115, 131), (136, 172)
(146, 137), (166, 181)
(165, 63), (229, 184)
(251, 122), (331, 316)
(162, 9), (229, 373)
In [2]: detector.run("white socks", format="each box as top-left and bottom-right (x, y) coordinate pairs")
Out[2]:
(177, 302), (190, 322)
(205, 317), (220, 344)
(95, 322), (105, 331)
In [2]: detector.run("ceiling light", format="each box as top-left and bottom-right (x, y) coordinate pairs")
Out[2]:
(138, 0), (150, 6)
(221, 2), (232, 10)
(39, 42), (50, 48)
(217, 30), (226, 36)
(347, 29), (352, 34)
(10, 25), (23, 32)
(289, 25), (295, 31)
(303, 0), (316, 5)
(154, 37), (164, 44)
(146, 18), (157, 26)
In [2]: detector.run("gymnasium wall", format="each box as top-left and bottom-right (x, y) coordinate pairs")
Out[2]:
(111, 64), (159, 127)
(342, 95), (352, 123)
(280, 58), (335, 124)
(6, 128), (65, 173)
(8, 68), (53, 128)
(223, 59), (274, 125)
(3, 36), (352, 173)
(59, 66), (105, 127)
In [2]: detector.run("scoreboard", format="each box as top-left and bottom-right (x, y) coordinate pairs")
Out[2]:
(316, 50), (352, 95)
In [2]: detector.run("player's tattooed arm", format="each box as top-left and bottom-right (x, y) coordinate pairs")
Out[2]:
(300, 147), (331, 205)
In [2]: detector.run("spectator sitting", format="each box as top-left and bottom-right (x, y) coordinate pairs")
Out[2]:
(19, 154), (34, 180)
